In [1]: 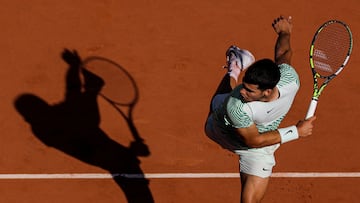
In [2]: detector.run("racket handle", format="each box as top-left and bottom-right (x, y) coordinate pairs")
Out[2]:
(305, 99), (318, 120)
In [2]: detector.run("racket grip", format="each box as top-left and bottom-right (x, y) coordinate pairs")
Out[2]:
(305, 99), (318, 120)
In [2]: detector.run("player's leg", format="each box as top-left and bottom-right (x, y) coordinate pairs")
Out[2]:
(235, 150), (275, 203)
(207, 73), (232, 114)
(240, 173), (269, 203)
(208, 46), (255, 115)
(226, 45), (255, 85)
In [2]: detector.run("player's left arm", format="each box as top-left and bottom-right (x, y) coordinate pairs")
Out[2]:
(273, 15), (293, 65)
(62, 49), (82, 99)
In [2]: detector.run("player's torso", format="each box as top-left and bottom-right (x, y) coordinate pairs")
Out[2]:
(225, 63), (300, 131)
(247, 81), (298, 132)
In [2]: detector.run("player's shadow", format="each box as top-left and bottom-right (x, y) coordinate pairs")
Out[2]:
(13, 49), (154, 203)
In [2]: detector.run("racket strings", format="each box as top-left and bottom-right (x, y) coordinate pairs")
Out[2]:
(82, 57), (138, 106)
(312, 23), (351, 76)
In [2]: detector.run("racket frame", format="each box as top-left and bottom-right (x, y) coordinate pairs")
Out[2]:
(81, 56), (143, 142)
(305, 20), (353, 119)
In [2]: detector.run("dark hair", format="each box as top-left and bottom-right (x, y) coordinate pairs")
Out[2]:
(242, 59), (280, 90)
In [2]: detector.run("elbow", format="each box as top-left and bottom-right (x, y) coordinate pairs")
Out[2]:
(275, 49), (292, 65)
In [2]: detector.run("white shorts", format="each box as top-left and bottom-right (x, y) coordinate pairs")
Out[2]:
(234, 149), (276, 178)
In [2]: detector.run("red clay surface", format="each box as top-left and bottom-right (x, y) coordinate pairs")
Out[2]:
(1, 0), (360, 202)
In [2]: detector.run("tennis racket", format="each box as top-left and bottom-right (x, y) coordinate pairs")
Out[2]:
(81, 56), (143, 142)
(305, 20), (353, 119)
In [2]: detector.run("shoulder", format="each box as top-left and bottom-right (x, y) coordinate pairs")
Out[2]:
(226, 96), (253, 128)
(278, 63), (296, 72)
(277, 63), (300, 87)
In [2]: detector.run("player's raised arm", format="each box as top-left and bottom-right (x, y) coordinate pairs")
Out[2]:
(273, 15), (293, 65)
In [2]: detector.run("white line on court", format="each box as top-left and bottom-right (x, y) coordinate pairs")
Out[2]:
(0, 173), (359, 179)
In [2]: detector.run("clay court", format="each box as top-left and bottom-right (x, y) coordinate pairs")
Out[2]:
(1, 0), (360, 202)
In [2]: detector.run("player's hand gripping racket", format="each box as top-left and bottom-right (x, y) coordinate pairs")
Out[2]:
(82, 56), (150, 156)
(305, 20), (353, 119)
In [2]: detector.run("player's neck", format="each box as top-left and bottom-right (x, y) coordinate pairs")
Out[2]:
(261, 87), (279, 102)
(269, 87), (280, 101)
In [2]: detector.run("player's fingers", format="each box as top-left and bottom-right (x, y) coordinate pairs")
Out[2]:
(304, 115), (316, 122)
(288, 16), (292, 23)
(309, 116), (316, 122)
(273, 16), (280, 24)
(272, 15), (285, 26)
(272, 19), (277, 26)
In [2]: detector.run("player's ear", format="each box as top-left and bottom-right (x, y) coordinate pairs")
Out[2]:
(263, 89), (273, 97)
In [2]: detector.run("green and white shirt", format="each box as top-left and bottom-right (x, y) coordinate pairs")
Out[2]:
(213, 63), (300, 151)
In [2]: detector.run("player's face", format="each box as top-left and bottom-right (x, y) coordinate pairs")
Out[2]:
(240, 83), (267, 102)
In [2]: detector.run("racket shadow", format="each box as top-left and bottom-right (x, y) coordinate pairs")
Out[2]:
(13, 49), (154, 203)
(82, 56), (148, 151)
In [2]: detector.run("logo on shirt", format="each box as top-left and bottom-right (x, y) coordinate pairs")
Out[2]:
(266, 108), (274, 114)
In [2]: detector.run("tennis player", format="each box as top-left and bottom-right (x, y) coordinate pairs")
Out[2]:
(205, 15), (316, 202)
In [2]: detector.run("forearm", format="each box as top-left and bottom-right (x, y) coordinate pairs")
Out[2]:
(236, 125), (282, 148)
(272, 16), (293, 65)
(65, 66), (82, 96)
(236, 124), (300, 148)
(252, 116), (318, 147)
(249, 130), (282, 148)
(274, 32), (292, 64)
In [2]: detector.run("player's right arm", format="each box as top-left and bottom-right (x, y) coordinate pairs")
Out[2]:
(234, 117), (316, 148)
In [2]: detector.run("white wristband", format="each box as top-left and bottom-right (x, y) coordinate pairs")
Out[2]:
(278, 125), (299, 144)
